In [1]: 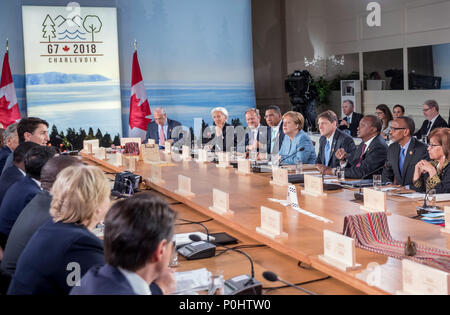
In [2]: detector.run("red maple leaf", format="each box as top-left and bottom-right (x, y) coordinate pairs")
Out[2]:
(0, 96), (21, 127)
(63, 45), (70, 52)
(129, 94), (151, 130)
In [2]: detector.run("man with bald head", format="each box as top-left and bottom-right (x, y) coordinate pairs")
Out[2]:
(145, 107), (182, 148)
(1, 155), (82, 275)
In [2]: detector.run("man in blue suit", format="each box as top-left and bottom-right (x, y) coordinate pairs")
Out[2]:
(146, 107), (182, 148)
(265, 105), (285, 154)
(316, 110), (356, 169)
(71, 194), (176, 295)
(0, 142), (40, 209)
(0, 123), (18, 174)
(0, 146), (56, 249)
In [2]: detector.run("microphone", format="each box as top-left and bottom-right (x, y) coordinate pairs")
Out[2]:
(353, 163), (387, 201)
(262, 271), (317, 295)
(55, 135), (77, 155)
(177, 233), (216, 260)
(191, 234), (262, 295)
(280, 147), (305, 165)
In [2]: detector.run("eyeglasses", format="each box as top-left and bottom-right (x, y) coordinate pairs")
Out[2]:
(428, 143), (441, 148)
(390, 127), (406, 131)
(423, 107), (433, 112)
(375, 111), (383, 115)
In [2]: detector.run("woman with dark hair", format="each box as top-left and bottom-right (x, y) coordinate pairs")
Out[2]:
(412, 128), (450, 193)
(376, 104), (394, 139)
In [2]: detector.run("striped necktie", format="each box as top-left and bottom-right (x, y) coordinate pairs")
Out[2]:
(356, 143), (366, 167)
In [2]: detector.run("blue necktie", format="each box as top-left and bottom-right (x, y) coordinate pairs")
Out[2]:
(324, 141), (331, 166)
(399, 147), (406, 175)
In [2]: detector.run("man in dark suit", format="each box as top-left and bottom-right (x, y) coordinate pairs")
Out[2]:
(265, 105), (285, 154)
(145, 107), (182, 148)
(315, 110), (356, 169)
(322, 115), (388, 179)
(244, 108), (269, 153)
(0, 142), (39, 208)
(414, 100), (448, 139)
(338, 100), (363, 137)
(0, 123), (18, 174)
(1, 156), (82, 275)
(382, 117), (429, 187)
(0, 146), (55, 249)
(71, 194), (176, 295)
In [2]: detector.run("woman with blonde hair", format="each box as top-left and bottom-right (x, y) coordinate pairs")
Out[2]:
(8, 164), (110, 295)
(413, 128), (450, 193)
(279, 111), (316, 164)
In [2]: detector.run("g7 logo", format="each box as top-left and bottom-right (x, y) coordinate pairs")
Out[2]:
(367, 2), (381, 27)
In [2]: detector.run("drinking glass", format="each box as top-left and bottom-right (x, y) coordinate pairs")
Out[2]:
(208, 271), (224, 295)
(295, 161), (303, 174)
(339, 169), (345, 182)
(426, 189), (436, 208)
(373, 174), (382, 190)
(169, 238), (179, 267)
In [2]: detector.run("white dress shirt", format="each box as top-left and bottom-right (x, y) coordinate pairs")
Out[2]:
(118, 268), (152, 295)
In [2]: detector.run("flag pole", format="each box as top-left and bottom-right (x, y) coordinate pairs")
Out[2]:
(134, 39), (137, 51)
(6, 38), (8, 52)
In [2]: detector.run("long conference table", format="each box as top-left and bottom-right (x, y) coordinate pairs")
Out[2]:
(81, 150), (450, 295)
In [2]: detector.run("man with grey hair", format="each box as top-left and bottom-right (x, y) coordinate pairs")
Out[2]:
(145, 107), (181, 148)
(0, 123), (19, 173)
(338, 100), (363, 137)
(414, 100), (448, 139)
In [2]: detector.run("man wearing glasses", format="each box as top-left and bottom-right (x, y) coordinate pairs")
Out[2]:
(382, 116), (429, 187)
(414, 100), (448, 139)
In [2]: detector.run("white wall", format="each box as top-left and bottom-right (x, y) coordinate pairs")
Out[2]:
(283, 0), (450, 126)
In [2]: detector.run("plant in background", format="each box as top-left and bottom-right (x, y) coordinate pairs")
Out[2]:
(312, 76), (331, 105)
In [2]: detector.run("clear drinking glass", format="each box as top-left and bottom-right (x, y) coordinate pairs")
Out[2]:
(373, 174), (382, 190)
(271, 154), (280, 166)
(169, 238), (179, 267)
(426, 189), (436, 208)
(339, 169), (345, 182)
(208, 271), (224, 295)
(295, 161), (303, 174)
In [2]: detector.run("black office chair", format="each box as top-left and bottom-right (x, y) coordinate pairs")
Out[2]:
(0, 265), (11, 295)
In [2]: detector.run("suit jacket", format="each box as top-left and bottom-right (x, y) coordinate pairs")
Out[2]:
(279, 130), (317, 165)
(244, 125), (270, 153)
(70, 264), (163, 295)
(414, 114), (448, 139)
(0, 166), (24, 208)
(316, 129), (356, 168)
(0, 153), (13, 176)
(1, 190), (52, 275)
(412, 160), (450, 194)
(146, 119), (182, 145)
(382, 138), (429, 187)
(0, 176), (40, 248)
(202, 123), (237, 152)
(338, 112), (363, 137)
(7, 221), (104, 295)
(267, 122), (285, 154)
(344, 134), (388, 179)
(0, 146), (12, 174)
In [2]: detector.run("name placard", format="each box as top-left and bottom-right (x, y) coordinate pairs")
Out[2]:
(150, 165), (165, 184)
(164, 142), (172, 154)
(182, 145), (192, 161)
(114, 152), (123, 167)
(209, 188), (234, 215)
(256, 206), (288, 239)
(124, 156), (136, 172)
(174, 175), (195, 198)
(142, 144), (161, 163)
(398, 259), (449, 295)
(318, 229), (361, 271)
(148, 139), (156, 145)
(120, 137), (142, 146)
(301, 175), (327, 197)
(196, 149), (208, 163)
(442, 206), (450, 235)
(83, 139), (99, 153)
(236, 159), (251, 175)
(216, 152), (231, 168)
(360, 188), (388, 214)
(270, 167), (289, 187)
(95, 147), (107, 160)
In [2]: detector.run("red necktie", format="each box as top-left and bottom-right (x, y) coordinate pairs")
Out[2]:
(356, 143), (366, 167)
(159, 126), (165, 146)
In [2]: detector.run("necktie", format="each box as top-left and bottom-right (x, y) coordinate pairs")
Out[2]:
(159, 126), (165, 146)
(399, 147), (406, 175)
(356, 143), (366, 167)
(426, 121), (432, 135)
(271, 129), (277, 153)
(324, 141), (331, 166)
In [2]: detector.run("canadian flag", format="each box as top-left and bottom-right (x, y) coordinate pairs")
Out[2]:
(128, 51), (151, 142)
(0, 51), (21, 129)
